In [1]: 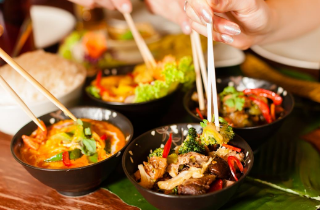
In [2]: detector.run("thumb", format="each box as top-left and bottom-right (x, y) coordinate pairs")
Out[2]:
(111, 0), (132, 13)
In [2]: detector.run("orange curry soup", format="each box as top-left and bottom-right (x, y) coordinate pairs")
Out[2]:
(20, 119), (126, 169)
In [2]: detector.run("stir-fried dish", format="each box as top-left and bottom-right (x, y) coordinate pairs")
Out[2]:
(192, 86), (285, 128)
(20, 119), (126, 169)
(134, 120), (245, 195)
(86, 56), (195, 103)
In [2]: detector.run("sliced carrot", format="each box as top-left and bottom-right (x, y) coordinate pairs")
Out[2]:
(222, 143), (241, 153)
(270, 103), (276, 121)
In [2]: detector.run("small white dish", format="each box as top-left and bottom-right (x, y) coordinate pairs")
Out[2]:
(31, 6), (76, 49)
(251, 27), (320, 70)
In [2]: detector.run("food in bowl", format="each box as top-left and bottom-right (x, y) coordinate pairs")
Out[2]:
(133, 119), (245, 195)
(191, 86), (285, 128)
(86, 56), (195, 103)
(20, 118), (126, 169)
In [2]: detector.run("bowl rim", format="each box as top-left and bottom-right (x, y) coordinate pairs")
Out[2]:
(183, 77), (295, 130)
(86, 82), (180, 106)
(122, 122), (254, 199)
(10, 106), (134, 172)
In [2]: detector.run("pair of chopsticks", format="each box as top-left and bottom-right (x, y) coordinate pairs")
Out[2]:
(122, 13), (156, 69)
(0, 48), (77, 131)
(190, 24), (220, 130)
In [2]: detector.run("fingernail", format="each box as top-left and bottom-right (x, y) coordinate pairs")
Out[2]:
(224, 25), (241, 35)
(200, 17), (207, 25)
(201, 9), (212, 23)
(221, 34), (233, 43)
(120, 3), (131, 13)
(182, 21), (191, 34)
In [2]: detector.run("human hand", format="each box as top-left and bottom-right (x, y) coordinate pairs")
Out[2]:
(68, 0), (132, 13)
(185, 0), (274, 49)
(144, 0), (192, 34)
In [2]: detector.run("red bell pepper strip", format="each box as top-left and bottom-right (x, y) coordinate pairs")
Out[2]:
(195, 108), (204, 120)
(63, 151), (72, 167)
(162, 133), (173, 158)
(208, 179), (223, 192)
(248, 96), (272, 123)
(95, 71), (115, 97)
(222, 144), (241, 153)
(100, 134), (107, 141)
(243, 88), (282, 105)
(228, 156), (244, 181)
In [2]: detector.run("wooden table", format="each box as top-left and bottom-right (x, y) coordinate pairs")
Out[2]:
(0, 131), (138, 210)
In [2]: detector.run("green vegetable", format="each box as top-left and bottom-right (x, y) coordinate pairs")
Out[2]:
(69, 149), (82, 160)
(84, 127), (92, 136)
(200, 119), (234, 145)
(87, 153), (98, 163)
(80, 139), (96, 156)
(44, 153), (63, 162)
(172, 186), (178, 195)
(134, 56), (195, 103)
(178, 127), (205, 154)
(149, 148), (164, 158)
(58, 31), (82, 60)
(50, 132), (72, 143)
(219, 86), (245, 111)
(167, 153), (178, 164)
(134, 80), (169, 103)
(219, 122), (235, 142)
(86, 85), (101, 99)
(119, 30), (134, 40)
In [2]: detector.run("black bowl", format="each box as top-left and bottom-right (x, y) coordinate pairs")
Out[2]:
(122, 123), (254, 210)
(85, 66), (179, 122)
(183, 76), (294, 151)
(11, 106), (134, 196)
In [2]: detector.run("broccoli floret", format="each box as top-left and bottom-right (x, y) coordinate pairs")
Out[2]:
(149, 148), (164, 158)
(178, 128), (205, 154)
(219, 122), (234, 142)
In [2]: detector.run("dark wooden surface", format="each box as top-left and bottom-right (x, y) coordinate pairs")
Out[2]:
(0, 131), (139, 210)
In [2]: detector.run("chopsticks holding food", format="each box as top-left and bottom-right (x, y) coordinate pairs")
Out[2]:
(206, 23), (220, 130)
(0, 75), (46, 131)
(123, 13), (156, 69)
(0, 48), (77, 121)
(190, 31), (205, 111)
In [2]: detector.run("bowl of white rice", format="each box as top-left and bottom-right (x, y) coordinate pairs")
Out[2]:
(0, 50), (86, 135)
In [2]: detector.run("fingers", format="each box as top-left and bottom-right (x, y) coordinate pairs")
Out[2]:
(68, 0), (97, 8)
(110, 0), (132, 13)
(95, 0), (115, 10)
(191, 21), (253, 50)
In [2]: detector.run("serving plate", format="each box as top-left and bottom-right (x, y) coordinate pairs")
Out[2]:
(251, 27), (320, 70)
(31, 6), (76, 48)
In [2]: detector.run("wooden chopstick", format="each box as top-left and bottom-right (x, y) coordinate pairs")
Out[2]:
(0, 48), (77, 121)
(192, 31), (208, 95)
(206, 23), (220, 130)
(0, 75), (46, 131)
(123, 13), (156, 69)
(190, 31), (205, 111)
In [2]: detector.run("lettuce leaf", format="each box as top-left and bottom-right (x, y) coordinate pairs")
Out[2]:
(134, 56), (195, 103)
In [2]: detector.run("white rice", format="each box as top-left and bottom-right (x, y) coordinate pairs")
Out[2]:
(0, 50), (86, 106)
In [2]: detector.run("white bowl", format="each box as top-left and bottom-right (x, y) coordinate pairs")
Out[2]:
(0, 80), (85, 135)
